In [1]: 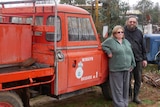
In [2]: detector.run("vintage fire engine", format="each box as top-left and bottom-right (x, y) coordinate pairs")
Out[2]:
(0, 0), (109, 107)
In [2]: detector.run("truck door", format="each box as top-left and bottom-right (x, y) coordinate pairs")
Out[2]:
(66, 15), (103, 90)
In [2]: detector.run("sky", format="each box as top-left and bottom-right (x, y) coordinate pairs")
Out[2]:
(122, 0), (160, 6)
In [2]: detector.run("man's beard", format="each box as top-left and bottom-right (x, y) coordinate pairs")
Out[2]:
(127, 25), (136, 31)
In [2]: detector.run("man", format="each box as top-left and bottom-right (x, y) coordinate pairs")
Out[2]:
(124, 15), (148, 104)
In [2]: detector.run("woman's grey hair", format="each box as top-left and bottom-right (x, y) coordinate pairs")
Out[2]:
(111, 25), (124, 38)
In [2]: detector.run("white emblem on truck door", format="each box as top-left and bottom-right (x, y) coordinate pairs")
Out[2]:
(75, 61), (83, 79)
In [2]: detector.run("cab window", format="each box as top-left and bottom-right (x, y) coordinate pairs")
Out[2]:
(10, 17), (22, 23)
(35, 16), (43, 25)
(34, 16), (43, 36)
(46, 16), (61, 42)
(26, 17), (43, 25)
(10, 16), (32, 24)
(68, 17), (96, 41)
(0, 16), (2, 22)
(25, 17), (32, 24)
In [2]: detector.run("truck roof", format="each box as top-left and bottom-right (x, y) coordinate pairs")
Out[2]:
(57, 4), (90, 14)
(0, 4), (90, 15)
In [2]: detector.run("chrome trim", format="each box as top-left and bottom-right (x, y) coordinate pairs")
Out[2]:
(57, 50), (64, 62)
(54, 0), (58, 96)
(57, 45), (99, 50)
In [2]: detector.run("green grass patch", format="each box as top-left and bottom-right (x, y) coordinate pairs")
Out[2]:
(143, 64), (158, 72)
(142, 99), (155, 105)
(128, 103), (137, 107)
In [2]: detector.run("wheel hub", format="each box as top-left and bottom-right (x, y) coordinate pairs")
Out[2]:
(0, 102), (13, 107)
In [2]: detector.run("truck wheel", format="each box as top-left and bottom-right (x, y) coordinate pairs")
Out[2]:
(100, 81), (112, 101)
(158, 61), (160, 70)
(0, 91), (23, 107)
(16, 88), (30, 107)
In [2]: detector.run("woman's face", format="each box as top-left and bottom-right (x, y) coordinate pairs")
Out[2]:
(114, 28), (124, 40)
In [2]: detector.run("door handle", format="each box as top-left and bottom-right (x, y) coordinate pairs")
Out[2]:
(72, 60), (76, 68)
(56, 51), (64, 61)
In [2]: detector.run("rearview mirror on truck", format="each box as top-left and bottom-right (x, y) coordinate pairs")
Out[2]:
(102, 25), (108, 38)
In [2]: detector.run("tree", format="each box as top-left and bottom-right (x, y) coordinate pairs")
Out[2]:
(60, 0), (72, 4)
(60, 0), (85, 5)
(132, 0), (160, 26)
(119, 1), (130, 25)
(134, 0), (153, 24)
(99, 0), (129, 37)
(75, 0), (85, 4)
(149, 3), (160, 24)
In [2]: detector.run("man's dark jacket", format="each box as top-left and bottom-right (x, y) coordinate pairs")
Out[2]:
(124, 26), (147, 62)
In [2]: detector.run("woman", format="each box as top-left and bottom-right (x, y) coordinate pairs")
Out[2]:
(102, 25), (136, 107)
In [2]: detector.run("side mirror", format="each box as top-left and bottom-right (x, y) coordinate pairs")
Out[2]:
(102, 25), (108, 38)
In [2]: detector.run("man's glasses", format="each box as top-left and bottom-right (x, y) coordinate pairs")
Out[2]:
(117, 31), (124, 34)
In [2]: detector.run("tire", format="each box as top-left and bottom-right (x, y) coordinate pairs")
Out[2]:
(158, 65), (160, 70)
(100, 80), (112, 101)
(158, 60), (160, 70)
(0, 91), (23, 107)
(15, 88), (30, 107)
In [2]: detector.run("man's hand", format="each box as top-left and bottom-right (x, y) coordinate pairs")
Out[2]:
(142, 60), (147, 67)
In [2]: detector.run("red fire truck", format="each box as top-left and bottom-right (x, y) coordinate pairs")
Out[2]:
(0, 1), (109, 107)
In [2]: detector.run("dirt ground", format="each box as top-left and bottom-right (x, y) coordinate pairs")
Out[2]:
(30, 70), (160, 107)
(137, 82), (160, 107)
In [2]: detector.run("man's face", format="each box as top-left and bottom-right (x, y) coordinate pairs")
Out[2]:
(127, 17), (137, 31)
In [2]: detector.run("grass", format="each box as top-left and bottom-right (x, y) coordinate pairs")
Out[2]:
(142, 99), (155, 105)
(143, 64), (159, 72)
(31, 64), (160, 107)
(52, 89), (113, 107)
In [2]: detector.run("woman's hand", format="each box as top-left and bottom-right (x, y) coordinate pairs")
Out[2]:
(108, 53), (112, 58)
(129, 67), (133, 72)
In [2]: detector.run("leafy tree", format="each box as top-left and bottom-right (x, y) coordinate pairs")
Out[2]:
(134, 0), (153, 24)
(132, 0), (160, 30)
(60, 0), (72, 4)
(60, 0), (85, 4)
(99, 0), (129, 37)
(119, 2), (130, 25)
(75, 0), (85, 4)
(149, 3), (160, 24)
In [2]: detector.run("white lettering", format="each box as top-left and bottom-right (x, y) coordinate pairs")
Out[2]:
(96, 72), (98, 78)
(82, 57), (93, 62)
(81, 75), (92, 81)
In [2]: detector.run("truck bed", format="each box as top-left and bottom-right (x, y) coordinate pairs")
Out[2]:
(0, 65), (54, 91)
(0, 66), (31, 74)
(0, 24), (32, 65)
